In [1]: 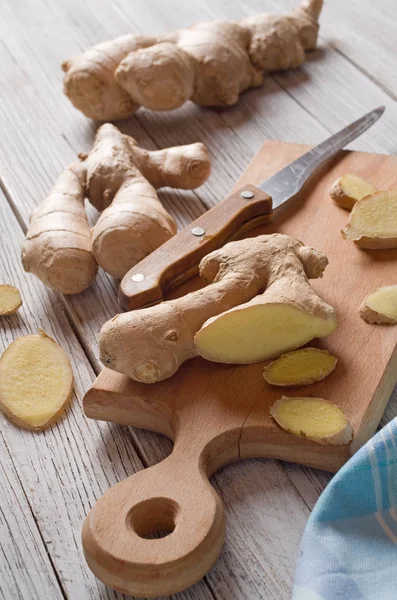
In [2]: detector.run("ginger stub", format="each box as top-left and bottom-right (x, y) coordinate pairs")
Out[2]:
(21, 123), (211, 293)
(0, 331), (73, 430)
(270, 396), (353, 445)
(0, 285), (22, 315)
(360, 285), (397, 324)
(263, 348), (337, 387)
(100, 234), (336, 383)
(342, 190), (397, 249)
(62, 0), (323, 121)
(329, 173), (376, 211)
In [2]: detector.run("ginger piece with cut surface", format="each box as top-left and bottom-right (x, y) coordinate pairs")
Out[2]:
(270, 396), (352, 445)
(342, 190), (397, 249)
(99, 233), (336, 383)
(360, 285), (397, 324)
(0, 285), (22, 315)
(0, 331), (73, 430)
(263, 348), (337, 387)
(329, 173), (376, 211)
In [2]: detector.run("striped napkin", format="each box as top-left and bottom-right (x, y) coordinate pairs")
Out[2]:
(293, 418), (397, 600)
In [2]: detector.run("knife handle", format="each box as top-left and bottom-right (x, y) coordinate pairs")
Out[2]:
(119, 184), (272, 310)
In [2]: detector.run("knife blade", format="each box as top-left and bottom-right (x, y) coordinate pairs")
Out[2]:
(119, 106), (385, 311)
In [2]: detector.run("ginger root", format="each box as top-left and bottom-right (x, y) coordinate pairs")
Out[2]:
(22, 162), (97, 294)
(263, 348), (337, 387)
(99, 233), (336, 383)
(62, 0), (323, 121)
(342, 190), (397, 249)
(0, 331), (73, 430)
(359, 285), (397, 324)
(329, 173), (376, 211)
(0, 285), (22, 315)
(270, 396), (352, 445)
(21, 124), (210, 292)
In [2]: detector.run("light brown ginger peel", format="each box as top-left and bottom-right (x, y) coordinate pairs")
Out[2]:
(62, 0), (323, 121)
(360, 285), (397, 324)
(21, 124), (211, 293)
(99, 233), (336, 383)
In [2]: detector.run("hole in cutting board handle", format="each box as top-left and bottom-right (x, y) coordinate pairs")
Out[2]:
(127, 497), (180, 540)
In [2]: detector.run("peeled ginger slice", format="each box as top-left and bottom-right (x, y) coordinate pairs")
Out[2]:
(263, 348), (337, 387)
(270, 396), (352, 445)
(342, 190), (397, 249)
(329, 173), (376, 211)
(360, 285), (397, 324)
(0, 331), (73, 430)
(0, 284), (22, 315)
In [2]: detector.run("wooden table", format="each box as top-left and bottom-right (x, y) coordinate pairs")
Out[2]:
(1, 1), (397, 598)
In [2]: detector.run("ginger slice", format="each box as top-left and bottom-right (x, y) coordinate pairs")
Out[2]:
(263, 348), (337, 387)
(342, 190), (397, 249)
(270, 396), (352, 445)
(0, 285), (22, 315)
(329, 173), (376, 211)
(359, 285), (397, 324)
(0, 331), (73, 430)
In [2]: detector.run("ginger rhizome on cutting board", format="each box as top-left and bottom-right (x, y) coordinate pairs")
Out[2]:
(270, 396), (352, 445)
(0, 331), (73, 430)
(360, 285), (397, 324)
(62, 0), (323, 121)
(342, 190), (397, 249)
(0, 284), (22, 315)
(329, 173), (376, 211)
(99, 233), (336, 383)
(21, 124), (211, 293)
(263, 348), (337, 387)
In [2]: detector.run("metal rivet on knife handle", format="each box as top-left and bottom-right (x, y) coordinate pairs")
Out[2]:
(131, 273), (145, 282)
(192, 227), (206, 237)
(240, 190), (254, 199)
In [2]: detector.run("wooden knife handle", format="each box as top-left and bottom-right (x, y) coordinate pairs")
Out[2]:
(119, 184), (272, 310)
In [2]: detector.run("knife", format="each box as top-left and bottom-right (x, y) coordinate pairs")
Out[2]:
(119, 106), (385, 310)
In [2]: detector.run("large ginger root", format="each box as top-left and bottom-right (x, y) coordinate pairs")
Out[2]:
(0, 285), (22, 316)
(21, 162), (98, 295)
(329, 173), (376, 211)
(62, 0), (323, 121)
(22, 124), (211, 291)
(99, 233), (336, 383)
(0, 331), (73, 430)
(359, 285), (397, 324)
(263, 348), (337, 387)
(194, 245), (336, 365)
(342, 190), (397, 249)
(270, 396), (352, 445)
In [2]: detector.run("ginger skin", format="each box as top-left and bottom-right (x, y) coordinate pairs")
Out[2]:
(342, 190), (397, 249)
(270, 396), (352, 445)
(0, 331), (73, 430)
(21, 162), (97, 295)
(263, 348), (337, 387)
(360, 285), (397, 324)
(62, 0), (323, 121)
(99, 233), (336, 383)
(329, 174), (376, 211)
(21, 124), (211, 292)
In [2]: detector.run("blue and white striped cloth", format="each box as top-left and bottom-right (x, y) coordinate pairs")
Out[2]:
(293, 419), (397, 600)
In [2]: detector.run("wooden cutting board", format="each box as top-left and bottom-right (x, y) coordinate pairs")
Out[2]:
(82, 141), (397, 598)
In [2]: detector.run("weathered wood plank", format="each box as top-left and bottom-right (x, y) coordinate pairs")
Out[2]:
(0, 429), (64, 600)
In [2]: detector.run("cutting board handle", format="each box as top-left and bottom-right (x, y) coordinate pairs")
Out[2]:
(82, 446), (225, 597)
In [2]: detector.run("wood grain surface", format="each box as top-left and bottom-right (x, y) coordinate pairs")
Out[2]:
(1, 0), (397, 599)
